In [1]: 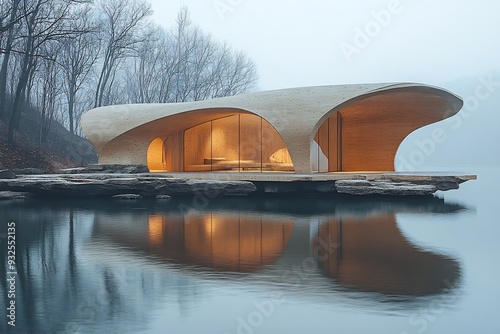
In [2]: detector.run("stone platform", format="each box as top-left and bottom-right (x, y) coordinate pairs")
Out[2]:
(0, 171), (476, 199)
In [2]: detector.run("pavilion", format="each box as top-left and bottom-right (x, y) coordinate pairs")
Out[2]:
(81, 84), (463, 174)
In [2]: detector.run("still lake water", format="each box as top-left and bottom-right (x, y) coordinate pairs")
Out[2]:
(1, 168), (499, 334)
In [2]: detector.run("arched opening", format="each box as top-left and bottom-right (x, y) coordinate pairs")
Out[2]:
(312, 89), (455, 172)
(147, 138), (165, 171)
(182, 113), (294, 172)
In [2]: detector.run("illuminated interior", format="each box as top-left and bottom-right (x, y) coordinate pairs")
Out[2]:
(147, 138), (165, 171)
(149, 113), (294, 173)
(146, 212), (294, 272)
(147, 214), (164, 246)
(143, 90), (455, 173)
(312, 91), (452, 172)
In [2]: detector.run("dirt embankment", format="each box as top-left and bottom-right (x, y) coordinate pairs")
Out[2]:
(0, 106), (97, 172)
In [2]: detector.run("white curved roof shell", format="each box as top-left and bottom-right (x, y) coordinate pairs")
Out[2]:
(81, 83), (462, 174)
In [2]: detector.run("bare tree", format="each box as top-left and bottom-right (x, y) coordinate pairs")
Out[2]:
(7, 0), (43, 143)
(125, 25), (177, 103)
(60, 4), (99, 134)
(93, 0), (151, 108)
(125, 7), (257, 104)
(214, 49), (257, 97)
(0, 0), (23, 33)
(172, 7), (193, 103)
(7, 0), (87, 144)
(34, 43), (61, 143)
(0, 0), (21, 119)
(1, 1), (258, 151)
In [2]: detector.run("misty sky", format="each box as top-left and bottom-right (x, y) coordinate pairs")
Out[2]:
(147, 0), (500, 168)
(148, 0), (499, 89)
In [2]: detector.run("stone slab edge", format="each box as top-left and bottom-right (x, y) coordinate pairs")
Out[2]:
(0, 173), (475, 198)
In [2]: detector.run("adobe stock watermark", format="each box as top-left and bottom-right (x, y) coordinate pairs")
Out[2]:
(177, 183), (222, 215)
(396, 73), (499, 172)
(398, 279), (459, 334)
(213, 0), (245, 21)
(223, 294), (286, 334)
(340, 0), (410, 63)
(6, 222), (17, 328)
(223, 234), (339, 334)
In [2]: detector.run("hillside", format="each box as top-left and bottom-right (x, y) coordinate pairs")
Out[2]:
(0, 103), (97, 172)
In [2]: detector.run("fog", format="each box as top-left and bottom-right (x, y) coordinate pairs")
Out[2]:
(148, 0), (500, 169)
(398, 72), (500, 170)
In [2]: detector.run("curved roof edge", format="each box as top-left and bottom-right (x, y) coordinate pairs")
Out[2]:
(81, 83), (463, 173)
(81, 83), (462, 151)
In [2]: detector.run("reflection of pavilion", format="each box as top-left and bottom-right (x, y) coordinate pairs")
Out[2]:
(147, 213), (294, 272)
(93, 197), (463, 297)
(313, 214), (459, 296)
(2, 197), (468, 334)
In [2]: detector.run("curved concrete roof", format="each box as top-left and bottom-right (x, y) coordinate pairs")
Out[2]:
(81, 83), (463, 173)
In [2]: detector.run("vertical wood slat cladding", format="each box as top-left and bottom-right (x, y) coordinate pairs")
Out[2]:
(314, 92), (449, 172)
(340, 92), (448, 171)
(184, 122), (212, 171)
(315, 112), (342, 172)
(317, 119), (329, 172)
(328, 114), (340, 172)
(164, 132), (183, 172)
(212, 115), (239, 163)
(240, 113), (262, 167)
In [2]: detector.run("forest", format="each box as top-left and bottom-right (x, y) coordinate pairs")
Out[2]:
(0, 0), (258, 149)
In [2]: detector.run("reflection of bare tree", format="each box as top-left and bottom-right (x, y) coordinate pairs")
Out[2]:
(68, 209), (77, 292)
(104, 268), (120, 317)
(66, 206), (87, 314)
(18, 232), (33, 332)
(0, 204), (174, 333)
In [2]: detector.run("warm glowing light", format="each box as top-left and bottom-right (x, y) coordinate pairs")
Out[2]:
(183, 113), (295, 173)
(148, 215), (164, 246)
(147, 138), (165, 171)
(202, 214), (213, 237)
(269, 148), (292, 164)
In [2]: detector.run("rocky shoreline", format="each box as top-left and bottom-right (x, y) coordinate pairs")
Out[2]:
(0, 164), (476, 199)
(0, 173), (256, 199)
